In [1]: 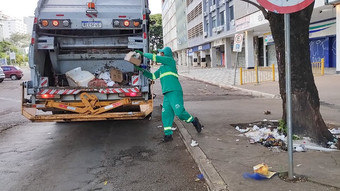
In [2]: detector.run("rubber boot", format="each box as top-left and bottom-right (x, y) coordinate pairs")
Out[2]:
(192, 117), (202, 133)
(162, 134), (173, 142)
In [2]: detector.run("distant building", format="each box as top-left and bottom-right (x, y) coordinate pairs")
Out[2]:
(162, 0), (178, 54)
(24, 16), (35, 35)
(2, 18), (27, 39)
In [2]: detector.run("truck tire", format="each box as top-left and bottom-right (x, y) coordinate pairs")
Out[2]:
(0, 79), (3, 83)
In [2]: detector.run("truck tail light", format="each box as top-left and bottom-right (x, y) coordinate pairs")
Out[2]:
(143, 14), (146, 20)
(41, 20), (49, 27)
(88, 2), (95, 9)
(37, 94), (60, 99)
(123, 20), (130, 27)
(52, 20), (59, 27)
(31, 38), (35, 45)
(62, 20), (70, 27)
(119, 92), (142, 97)
(34, 17), (38, 24)
(143, 32), (147, 39)
(133, 21), (140, 27)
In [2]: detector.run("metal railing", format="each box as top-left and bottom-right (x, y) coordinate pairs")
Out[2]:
(311, 58), (325, 76)
(240, 64), (275, 85)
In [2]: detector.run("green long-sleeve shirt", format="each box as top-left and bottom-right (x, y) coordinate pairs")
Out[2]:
(138, 52), (182, 94)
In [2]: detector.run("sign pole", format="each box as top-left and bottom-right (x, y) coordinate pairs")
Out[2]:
(284, 13), (294, 179)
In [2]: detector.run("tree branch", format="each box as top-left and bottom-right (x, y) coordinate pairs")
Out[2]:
(240, 0), (268, 19)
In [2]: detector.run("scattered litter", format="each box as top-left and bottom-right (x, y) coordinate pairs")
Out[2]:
(330, 145), (337, 149)
(296, 164), (302, 167)
(104, 181), (108, 185)
(243, 163), (276, 180)
(217, 138), (222, 141)
(264, 111), (271, 115)
(157, 125), (162, 128)
(329, 128), (340, 135)
(294, 144), (307, 152)
(249, 138), (256, 144)
(235, 126), (250, 133)
(191, 140), (198, 147)
(252, 125), (260, 131)
(171, 127), (177, 131)
(270, 147), (281, 152)
(66, 67), (95, 87)
(236, 139), (240, 142)
(196, 174), (204, 181)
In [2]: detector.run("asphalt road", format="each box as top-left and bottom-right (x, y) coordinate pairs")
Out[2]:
(0, 68), (215, 191)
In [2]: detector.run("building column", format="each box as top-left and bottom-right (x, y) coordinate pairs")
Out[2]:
(245, 31), (255, 68)
(200, 51), (207, 67)
(224, 38), (232, 68)
(337, 4), (340, 74)
(193, 52), (198, 67)
(210, 47), (217, 67)
(263, 37), (267, 67)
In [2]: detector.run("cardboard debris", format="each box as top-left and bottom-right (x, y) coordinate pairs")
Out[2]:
(110, 68), (123, 83)
(124, 51), (142, 66)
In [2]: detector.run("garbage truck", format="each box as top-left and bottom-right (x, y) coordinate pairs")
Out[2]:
(22, 0), (153, 122)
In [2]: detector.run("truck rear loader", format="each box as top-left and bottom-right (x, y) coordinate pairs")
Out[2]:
(22, 0), (153, 122)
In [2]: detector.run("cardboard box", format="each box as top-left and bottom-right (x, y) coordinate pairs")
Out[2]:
(124, 51), (142, 66)
(110, 68), (123, 83)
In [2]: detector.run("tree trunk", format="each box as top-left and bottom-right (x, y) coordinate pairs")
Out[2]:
(267, 2), (334, 145)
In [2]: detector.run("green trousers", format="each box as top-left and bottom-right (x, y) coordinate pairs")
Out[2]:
(162, 91), (194, 135)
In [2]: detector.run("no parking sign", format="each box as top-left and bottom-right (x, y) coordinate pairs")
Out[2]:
(257, 0), (314, 14)
(233, 33), (244, 52)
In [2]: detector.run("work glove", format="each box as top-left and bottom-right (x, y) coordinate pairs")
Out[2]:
(134, 65), (144, 72)
(135, 50), (144, 56)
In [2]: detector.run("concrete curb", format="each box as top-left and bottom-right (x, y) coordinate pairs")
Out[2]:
(174, 118), (228, 191)
(179, 73), (280, 99)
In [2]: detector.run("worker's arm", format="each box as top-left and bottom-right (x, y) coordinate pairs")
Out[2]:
(135, 66), (160, 80)
(143, 53), (173, 66)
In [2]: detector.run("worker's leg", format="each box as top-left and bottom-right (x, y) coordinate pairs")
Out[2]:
(167, 91), (194, 123)
(162, 93), (175, 136)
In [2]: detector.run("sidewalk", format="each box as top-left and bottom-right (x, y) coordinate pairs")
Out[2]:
(174, 67), (340, 190)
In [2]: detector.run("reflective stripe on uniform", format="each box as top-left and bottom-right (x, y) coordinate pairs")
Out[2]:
(152, 73), (156, 80)
(160, 72), (179, 79)
(186, 116), (193, 123)
(153, 54), (157, 62)
(164, 127), (172, 131)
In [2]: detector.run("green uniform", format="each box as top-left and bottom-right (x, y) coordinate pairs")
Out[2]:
(136, 47), (194, 135)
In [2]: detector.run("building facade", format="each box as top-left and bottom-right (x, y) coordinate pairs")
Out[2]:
(161, 0), (339, 73)
(162, 0), (178, 53)
(2, 18), (27, 40)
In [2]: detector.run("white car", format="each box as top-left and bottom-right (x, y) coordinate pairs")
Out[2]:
(0, 67), (5, 83)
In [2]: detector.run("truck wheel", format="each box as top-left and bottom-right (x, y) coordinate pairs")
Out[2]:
(10, 75), (18, 80)
(0, 79), (3, 83)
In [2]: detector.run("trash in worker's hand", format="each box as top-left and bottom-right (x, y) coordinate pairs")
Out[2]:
(191, 140), (198, 147)
(125, 51), (142, 66)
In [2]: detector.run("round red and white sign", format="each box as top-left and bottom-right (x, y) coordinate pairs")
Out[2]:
(257, 0), (314, 14)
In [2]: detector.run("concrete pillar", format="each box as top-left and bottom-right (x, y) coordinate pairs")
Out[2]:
(210, 47), (218, 67)
(337, 5), (340, 74)
(200, 51), (207, 67)
(263, 37), (267, 67)
(193, 52), (198, 67)
(245, 31), (255, 68)
(224, 38), (232, 68)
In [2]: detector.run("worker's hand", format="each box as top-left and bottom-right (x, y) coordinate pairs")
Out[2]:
(134, 65), (144, 72)
(135, 50), (144, 56)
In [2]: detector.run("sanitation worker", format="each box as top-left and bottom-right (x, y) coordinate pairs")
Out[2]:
(135, 47), (203, 142)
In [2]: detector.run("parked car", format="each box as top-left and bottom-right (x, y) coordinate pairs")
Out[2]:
(0, 67), (5, 83)
(1, 65), (23, 80)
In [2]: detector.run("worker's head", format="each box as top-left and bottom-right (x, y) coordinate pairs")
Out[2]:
(158, 47), (173, 58)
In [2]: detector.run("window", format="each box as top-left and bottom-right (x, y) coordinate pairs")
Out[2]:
(229, 6), (234, 21)
(212, 18), (217, 28)
(220, 11), (225, 25)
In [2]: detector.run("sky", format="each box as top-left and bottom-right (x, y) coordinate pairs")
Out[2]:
(1, 0), (162, 18)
